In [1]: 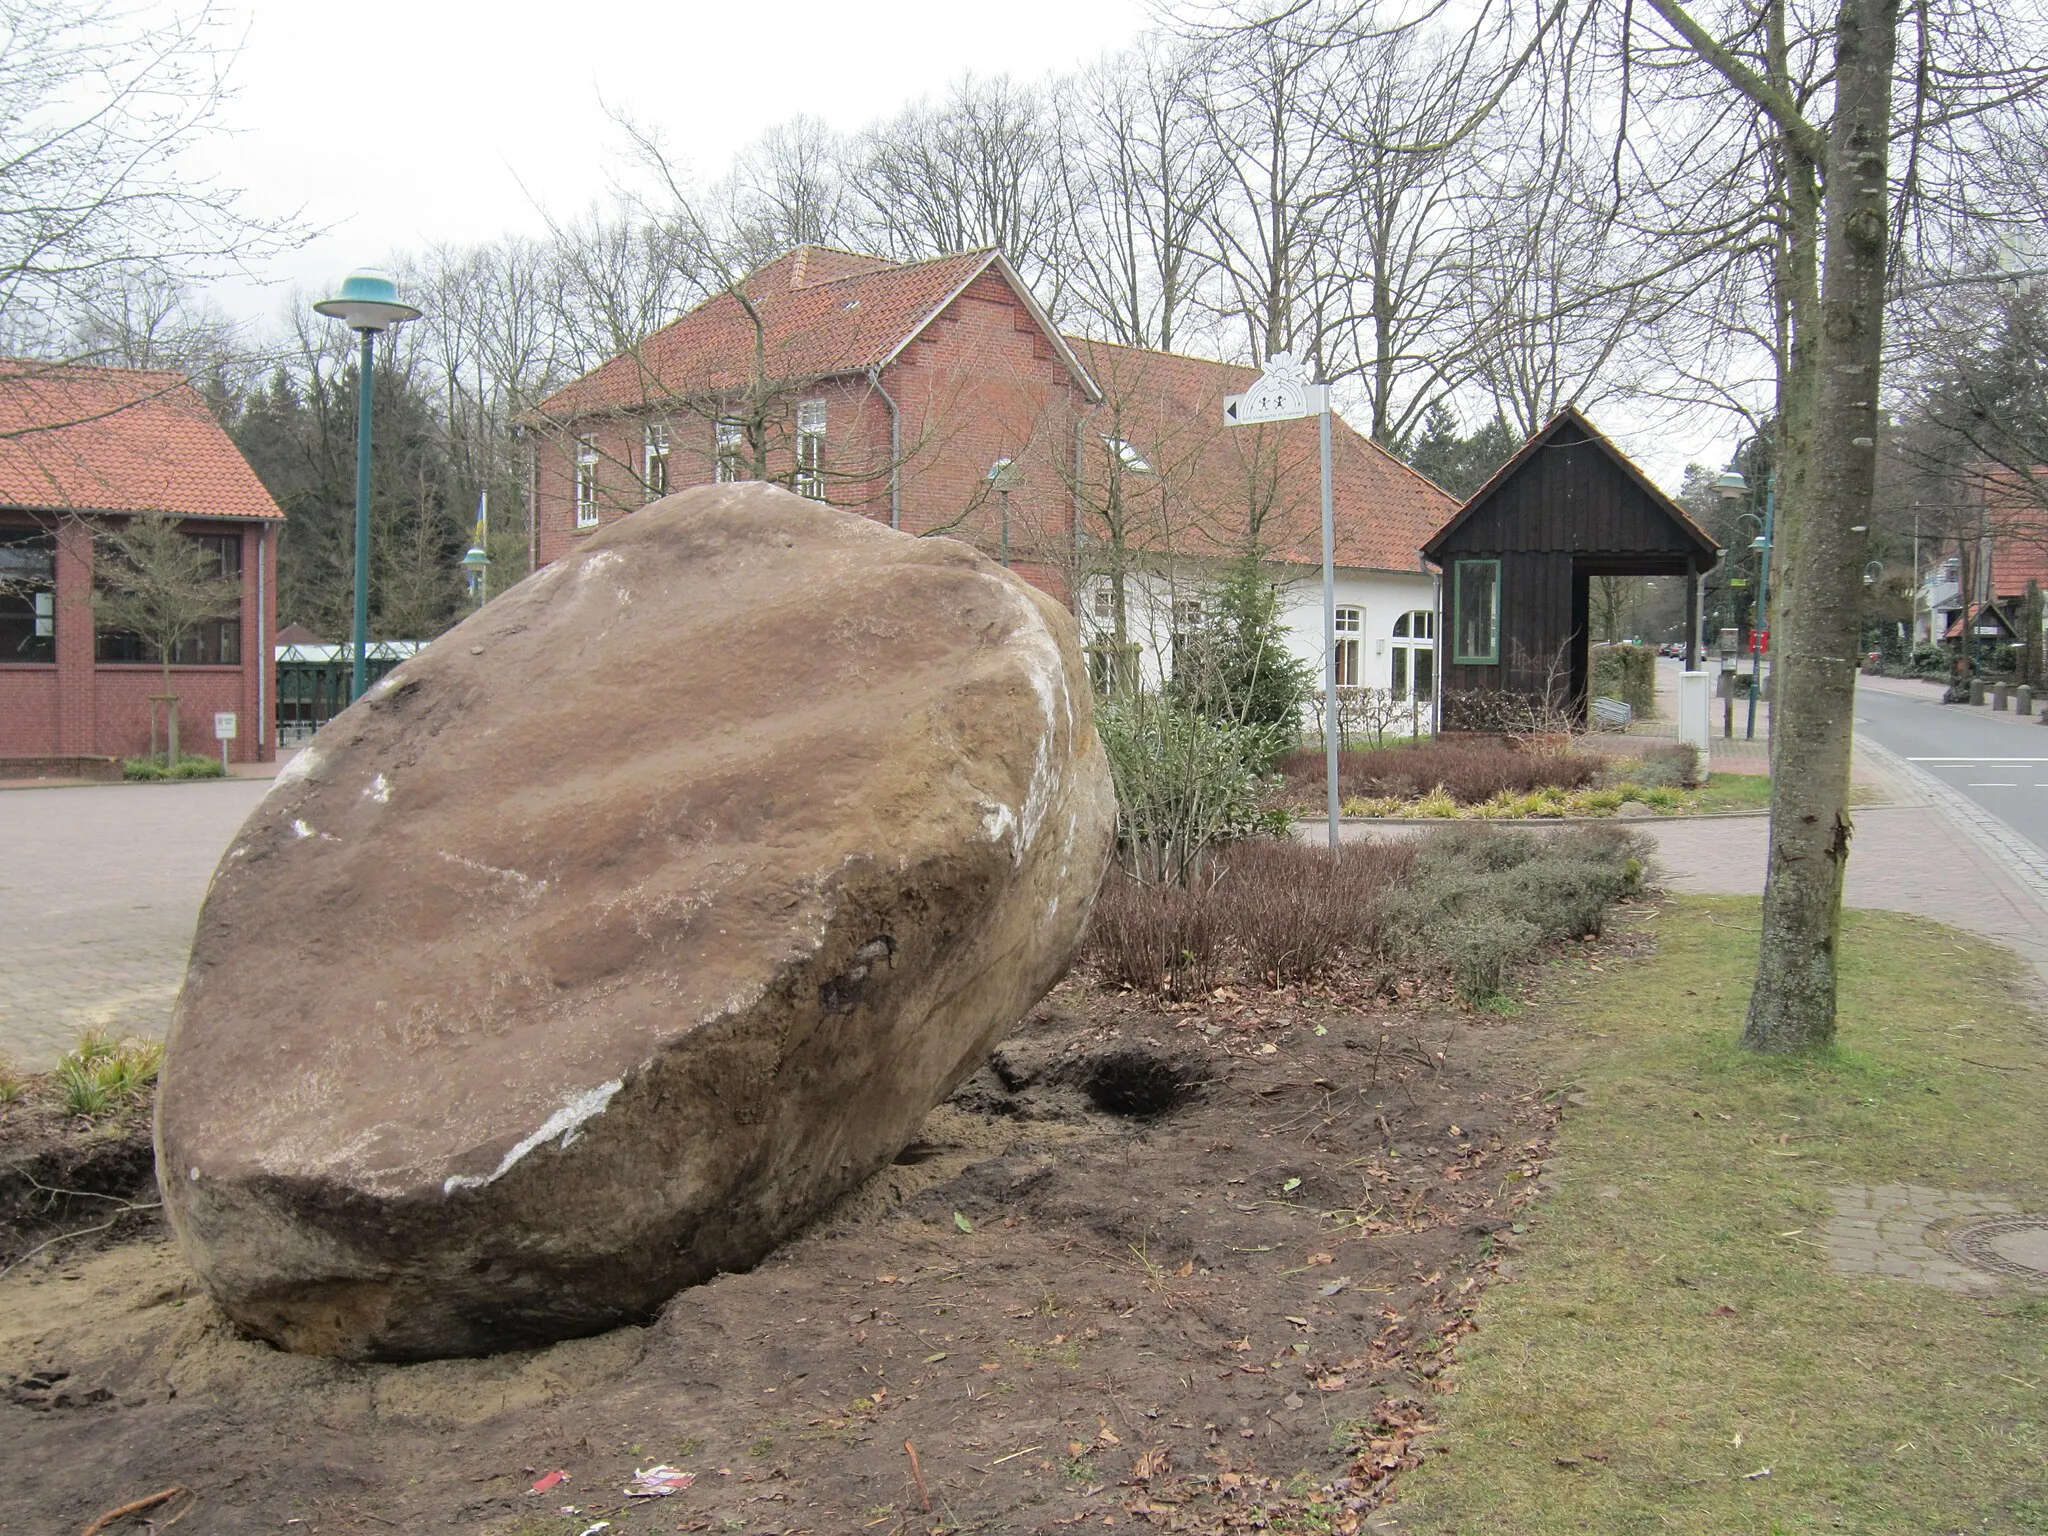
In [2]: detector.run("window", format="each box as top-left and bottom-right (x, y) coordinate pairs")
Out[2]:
(1104, 436), (1152, 474)
(1170, 597), (1203, 678)
(1092, 586), (1115, 622)
(575, 435), (599, 527)
(643, 422), (671, 500)
(96, 532), (242, 665)
(794, 400), (826, 499)
(1391, 608), (1435, 700)
(714, 419), (746, 484)
(0, 528), (55, 663)
(1452, 560), (1499, 664)
(1333, 605), (1362, 687)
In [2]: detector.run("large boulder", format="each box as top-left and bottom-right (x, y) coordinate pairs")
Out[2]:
(155, 485), (1115, 1361)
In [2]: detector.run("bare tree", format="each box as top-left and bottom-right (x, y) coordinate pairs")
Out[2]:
(0, 1), (298, 354)
(91, 510), (241, 761)
(1055, 39), (1223, 354)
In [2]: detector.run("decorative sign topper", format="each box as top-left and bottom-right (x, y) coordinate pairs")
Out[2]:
(1223, 352), (1329, 425)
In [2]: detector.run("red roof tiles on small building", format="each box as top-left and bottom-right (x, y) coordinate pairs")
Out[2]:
(0, 361), (282, 521)
(1065, 337), (1457, 575)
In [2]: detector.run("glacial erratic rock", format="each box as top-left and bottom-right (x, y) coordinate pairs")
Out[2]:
(154, 483), (1115, 1360)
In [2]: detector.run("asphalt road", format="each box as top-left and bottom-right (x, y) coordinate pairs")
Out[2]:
(1855, 681), (2048, 858)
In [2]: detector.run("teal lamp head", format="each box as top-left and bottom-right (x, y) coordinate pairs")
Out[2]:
(315, 269), (422, 332)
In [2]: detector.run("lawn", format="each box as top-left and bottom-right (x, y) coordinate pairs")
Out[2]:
(1393, 896), (2048, 1533)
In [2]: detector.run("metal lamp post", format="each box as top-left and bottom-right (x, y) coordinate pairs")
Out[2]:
(315, 269), (422, 702)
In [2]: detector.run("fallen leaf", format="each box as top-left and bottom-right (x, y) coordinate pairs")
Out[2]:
(1306, 1252), (1334, 1266)
(1282, 1177), (1302, 1193)
(924, 1351), (949, 1363)
(1709, 1305), (1738, 1318)
(953, 1211), (975, 1233)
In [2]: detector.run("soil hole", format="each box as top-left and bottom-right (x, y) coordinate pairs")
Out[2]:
(1077, 1049), (1201, 1118)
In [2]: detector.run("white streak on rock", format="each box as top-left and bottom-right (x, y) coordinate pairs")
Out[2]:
(438, 850), (548, 894)
(365, 773), (391, 804)
(443, 1079), (625, 1194)
(292, 819), (315, 839)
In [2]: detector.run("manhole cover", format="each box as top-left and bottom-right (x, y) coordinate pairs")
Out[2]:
(1947, 1215), (2048, 1280)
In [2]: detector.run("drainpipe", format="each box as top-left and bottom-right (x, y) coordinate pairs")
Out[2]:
(524, 426), (538, 572)
(867, 366), (901, 530)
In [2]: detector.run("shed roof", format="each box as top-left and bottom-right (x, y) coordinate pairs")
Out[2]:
(0, 361), (282, 521)
(1421, 407), (1718, 565)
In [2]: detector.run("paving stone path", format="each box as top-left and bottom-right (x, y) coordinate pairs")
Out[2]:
(1824, 1184), (2027, 1295)
(0, 777), (272, 1069)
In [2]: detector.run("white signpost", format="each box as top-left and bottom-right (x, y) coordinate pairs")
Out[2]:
(214, 711), (237, 772)
(1223, 353), (1340, 852)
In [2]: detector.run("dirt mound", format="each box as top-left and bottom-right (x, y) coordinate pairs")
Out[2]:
(1, 974), (1561, 1535)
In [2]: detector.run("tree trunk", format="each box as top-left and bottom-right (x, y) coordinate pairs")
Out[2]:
(1743, 0), (1899, 1052)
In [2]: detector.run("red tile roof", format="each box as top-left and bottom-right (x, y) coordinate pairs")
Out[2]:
(0, 361), (282, 520)
(536, 247), (1098, 419)
(1065, 338), (1457, 575)
(1976, 466), (2048, 597)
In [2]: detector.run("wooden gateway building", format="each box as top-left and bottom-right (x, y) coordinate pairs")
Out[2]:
(1421, 408), (1721, 729)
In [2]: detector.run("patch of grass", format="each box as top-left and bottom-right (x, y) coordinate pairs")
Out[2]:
(0, 1054), (24, 1105)
(1395, 897), (2048, 1533)
(122, 752), (227, 781)
(51, 1033), (161, 1119)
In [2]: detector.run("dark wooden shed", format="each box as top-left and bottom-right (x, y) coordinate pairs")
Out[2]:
(1421, 408), (1721, 727)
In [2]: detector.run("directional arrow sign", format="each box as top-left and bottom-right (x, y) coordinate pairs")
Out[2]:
(1223, 352), (1329, 425)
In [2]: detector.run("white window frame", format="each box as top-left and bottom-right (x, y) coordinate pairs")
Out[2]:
(1105, 435), (1152, 474)
(794, 399), (826, 499)
(574, 435), (599, 528)
(643, 421), (671, 500)
(1391, 609), (1435, 700)
(1334, 604), (1362, 687)
(714, 419), (746, 484)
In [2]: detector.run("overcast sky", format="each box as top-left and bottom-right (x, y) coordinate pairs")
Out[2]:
(189, 0), (1734, 485)
(197, 0), (1154, 309)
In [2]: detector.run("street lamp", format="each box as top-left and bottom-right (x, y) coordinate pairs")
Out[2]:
(461, 542), (490, 603)
(315, 269), (422, 702)
(1864, 560), (1884, 586)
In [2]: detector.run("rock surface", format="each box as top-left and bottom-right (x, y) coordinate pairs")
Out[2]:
(155, 484), (1115, 1360)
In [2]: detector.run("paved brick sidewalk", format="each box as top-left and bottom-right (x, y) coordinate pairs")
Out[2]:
(0, 779), (271, 1069)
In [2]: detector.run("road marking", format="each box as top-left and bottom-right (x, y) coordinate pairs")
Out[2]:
(1968, 783), (2019, 788)
(1862, 735), (2048, 910)
(1910, 757), (2048, 763)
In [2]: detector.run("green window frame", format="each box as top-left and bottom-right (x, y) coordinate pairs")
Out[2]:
(1452, 558), (1500, 665)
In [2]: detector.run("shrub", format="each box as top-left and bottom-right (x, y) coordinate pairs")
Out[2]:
(1098, 695), (1287, 885)
(1280, 739), (1604, 808)
(0, 1054), (23, 1106)
(1384, 824), (1648, 1003)
(1087, 871), (1219, 997)
(1086, 837), (1419, 991)
(1172, 552), (1317, 739)
(1610, 741), (1701, 789)
(124, 753), (227, 781)
(1592, 643), (1656, 714)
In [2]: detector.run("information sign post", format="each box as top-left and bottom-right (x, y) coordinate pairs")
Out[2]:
(1224, 354), (1338, 852)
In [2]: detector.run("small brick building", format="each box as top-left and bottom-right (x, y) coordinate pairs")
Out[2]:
(0, 363), (281, 768)
(530, 245), (1457, 701)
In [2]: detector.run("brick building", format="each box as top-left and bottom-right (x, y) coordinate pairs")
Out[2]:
(0, 363), (281, 768)
(530, 245), (1457, 703)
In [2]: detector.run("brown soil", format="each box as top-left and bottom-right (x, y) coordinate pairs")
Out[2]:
(0, 948), (1593, 1536)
